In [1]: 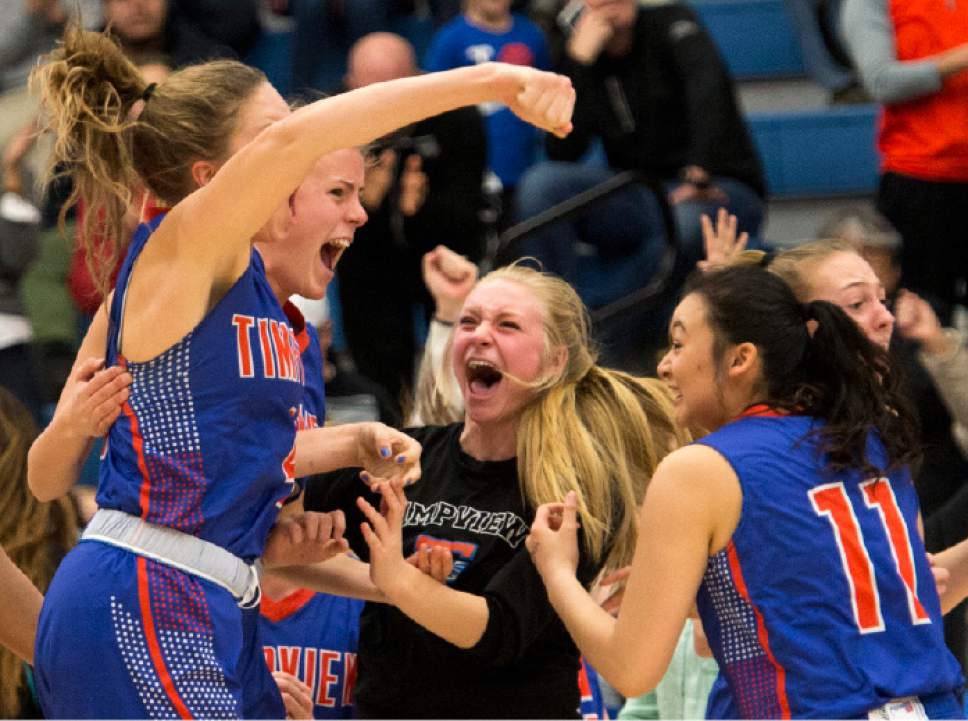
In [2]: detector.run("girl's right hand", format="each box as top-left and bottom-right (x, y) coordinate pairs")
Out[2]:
(895, 290), (949, 355)
(422, 245), (478, 323)
(526, 491), (581, 581)
(263, 511), (349, 568)
(273, 671), (313, 720)
(503, 66), (575, 139)
(52, 357), (132, 439)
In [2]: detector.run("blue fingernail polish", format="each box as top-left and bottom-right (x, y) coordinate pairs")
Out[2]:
(380, 447), (391, 458)
(396, 455), (406, 464)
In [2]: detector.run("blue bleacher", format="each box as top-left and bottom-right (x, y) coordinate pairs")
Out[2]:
(690, 0), (880, 198)
(748, 105), (879, 197)
(691, 0), (805, 78)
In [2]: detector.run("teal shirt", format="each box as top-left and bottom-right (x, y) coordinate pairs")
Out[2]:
(618, 620), (719, 720)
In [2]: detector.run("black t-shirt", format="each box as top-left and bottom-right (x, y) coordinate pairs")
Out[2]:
(303, 423), (601, 719)
(547, 4), (765, 197)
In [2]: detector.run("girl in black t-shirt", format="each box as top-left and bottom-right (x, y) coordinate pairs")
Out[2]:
(305, 262), (687, 718)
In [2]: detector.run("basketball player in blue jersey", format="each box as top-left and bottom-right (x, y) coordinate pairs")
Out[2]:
(528, 264), (964, 719)
(23, 22), (575, 719)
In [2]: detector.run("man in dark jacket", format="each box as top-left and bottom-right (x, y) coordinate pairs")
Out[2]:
(514, 0), (765, 303)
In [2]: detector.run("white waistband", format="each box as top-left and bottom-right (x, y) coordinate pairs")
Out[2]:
(82, 509), (262, 608)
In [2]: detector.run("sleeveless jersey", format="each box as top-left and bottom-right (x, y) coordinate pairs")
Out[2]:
(97, 213), (307, 561)
(259, 589), (363, 719)
(35, 215), (317, 719)
(695, 412), (963, 719)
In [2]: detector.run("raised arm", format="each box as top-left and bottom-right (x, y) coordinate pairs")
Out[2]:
(359, 480), (489, 647)
(841, 0), (968, 103)
(895, 290), (968, 444)
(169, 63), (574, 278)
(408, 245), (476, 425)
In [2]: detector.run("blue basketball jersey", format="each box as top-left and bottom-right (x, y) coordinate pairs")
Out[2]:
(578, 658), (608, 720)
(292, 305), (324, 431)
(695, 410), (964, 719)
(97, 213), (307, 561)
(259, 589), (363, 719)
(35, 216), (314, 719)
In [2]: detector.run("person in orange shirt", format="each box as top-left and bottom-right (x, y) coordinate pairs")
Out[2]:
(843, 0), (968, 322)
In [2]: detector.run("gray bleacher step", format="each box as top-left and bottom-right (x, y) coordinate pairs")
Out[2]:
(738, 78), (830, 113)
(762, 195), (875, 246)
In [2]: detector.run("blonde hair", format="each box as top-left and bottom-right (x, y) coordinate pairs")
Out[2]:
(31, 24), (266, 298)
(766, 238), (858, 302)
(429, 263), (689, 569)
(0, 390), (78, 716)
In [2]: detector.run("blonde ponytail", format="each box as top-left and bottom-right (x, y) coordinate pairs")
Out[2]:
(519, 370), (688, 569)
(32, 23), (146, 298)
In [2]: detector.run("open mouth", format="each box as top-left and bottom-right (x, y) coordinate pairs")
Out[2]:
(466, 359), (503, 394)
(320, 238), (351, 271)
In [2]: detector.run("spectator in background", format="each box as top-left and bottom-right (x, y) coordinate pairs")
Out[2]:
(515, 0), (764, 300)
(784, 0), (868, 103)
(170, 0), (262, 58)
(272, 0), (395, 93)
(425, 0), (550, 204)
(0, 122), (43, 421)
(842, 0), (968, 322)
(337, 32), (487, 414)
(0, 388), (79, 717)
(0, 1), (99, 178)
(429, 0), (533, 28)
(100, 0), (233, 67)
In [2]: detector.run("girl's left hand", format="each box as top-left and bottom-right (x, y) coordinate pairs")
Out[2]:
(358, 479), (410, 597)
(526, 490), (581, 580)
(357, 423), (422, 486)
(407, 541), (454, 584)
(698, 207), (747, 271)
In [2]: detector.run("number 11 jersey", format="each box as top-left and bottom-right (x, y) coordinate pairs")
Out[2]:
(696, 411), (964, 719)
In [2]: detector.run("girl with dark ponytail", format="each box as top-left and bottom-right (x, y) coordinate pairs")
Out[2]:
(527, 264), (964, 719)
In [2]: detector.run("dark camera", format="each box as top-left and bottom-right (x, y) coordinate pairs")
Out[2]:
(371, 133), (441, 163)
(557, 0), (585, 33)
